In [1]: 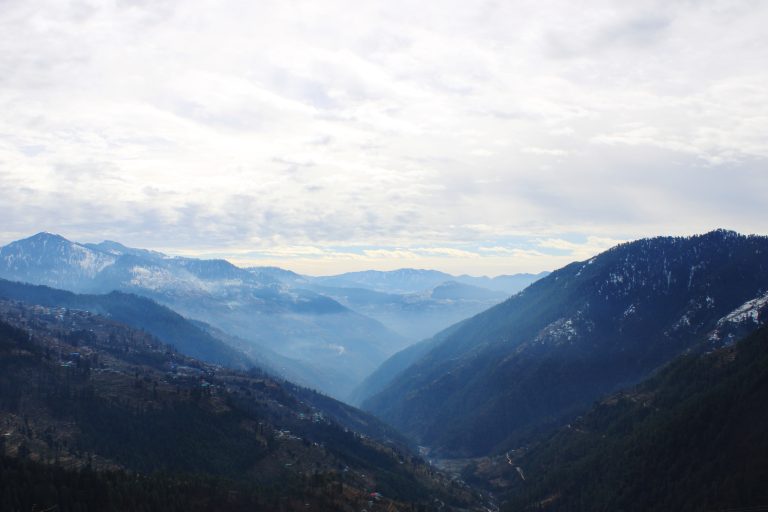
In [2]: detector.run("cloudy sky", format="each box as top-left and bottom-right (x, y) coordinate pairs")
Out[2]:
(1, 0), (767, 275)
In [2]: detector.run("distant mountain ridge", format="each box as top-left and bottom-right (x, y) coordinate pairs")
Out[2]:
(312, 268), (548, 295)
(362, 230), (768, 457)
(302, 271), (548, 342)
(0, 233), (404, 398)
(0, 232), (549, 399)
(0, 232), (118, 291)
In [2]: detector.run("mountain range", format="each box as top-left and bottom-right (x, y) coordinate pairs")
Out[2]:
(2, 228), (767, 510)
(311, 268), (546, 295)
(0, 232), (409, 398)
(305, 269), (547, 342)
(361, 230), (768, 457)
(0, 232), (545, 399)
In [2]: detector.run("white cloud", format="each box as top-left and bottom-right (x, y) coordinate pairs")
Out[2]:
(1, 0), (767, 274)
(538, 236), (627, 260)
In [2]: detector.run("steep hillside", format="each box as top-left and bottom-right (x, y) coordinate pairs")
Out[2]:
(363, 230), (768, 457)
(0, 278), (248, 368)
(0, 300), (485, 511)
(498, 323), (768, 511)
(349, 320), (471, 406)
(153, 287), (403, 398)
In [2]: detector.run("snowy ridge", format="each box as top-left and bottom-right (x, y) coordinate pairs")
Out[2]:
(0, 232), (408, 399)
(708, 291), (768, 344)
(128, 265), (206, 293)
(717, 291), (768, 326)
(0, 232), (116, 280)
(70, 243), (116, 275)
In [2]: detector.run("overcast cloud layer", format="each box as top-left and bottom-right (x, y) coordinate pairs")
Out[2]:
(2, 0), (767, 274)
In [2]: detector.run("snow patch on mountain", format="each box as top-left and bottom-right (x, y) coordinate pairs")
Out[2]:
(718, 292), (768, 325)
(71, 243), (116, 275)
(536, 310), (594, 346)
(708, 291), (768, 344)
(0, 232), (116, 279)
(129, 265), (206, 294)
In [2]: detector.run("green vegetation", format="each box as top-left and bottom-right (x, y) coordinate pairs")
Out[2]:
(0, 454), (337, 512)
(501, 324), (768, 511)
(0, 278), (248, 368)
(0, 300), (485, 511)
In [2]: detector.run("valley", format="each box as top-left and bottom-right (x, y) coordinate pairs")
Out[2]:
(0, 232), (544, 400)
(360, 230), (768, 458)
(4, 3), (767, 509)
(1, 229), (767, 511)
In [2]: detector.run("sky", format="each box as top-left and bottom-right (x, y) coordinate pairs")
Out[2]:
(1, 0), (767, 276)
